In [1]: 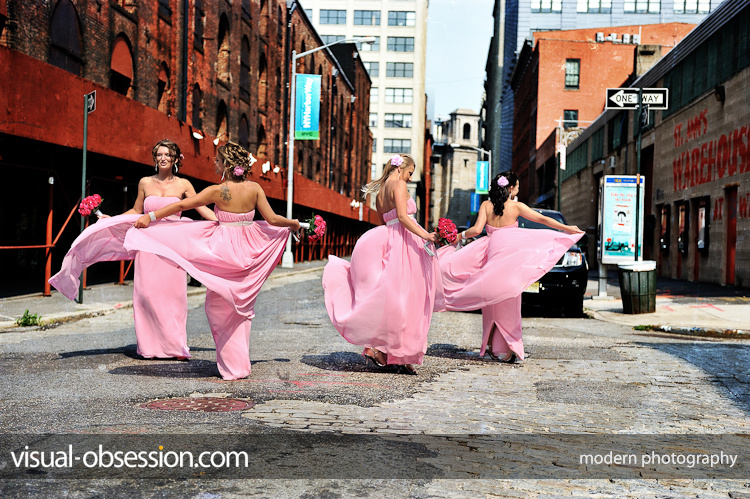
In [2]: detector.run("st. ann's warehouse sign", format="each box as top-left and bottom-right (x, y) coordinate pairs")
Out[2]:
(295, 74), (321, 140)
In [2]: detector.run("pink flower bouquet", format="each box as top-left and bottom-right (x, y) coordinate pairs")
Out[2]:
(78, 194), (103, 217)
(306, 214), (326, 242)
(435, 217), (458, 246)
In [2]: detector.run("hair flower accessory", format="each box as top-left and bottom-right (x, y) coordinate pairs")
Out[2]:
(391, 155), (404, 167)
(498, 176), (509, 188)
(234, 166), (245, 177)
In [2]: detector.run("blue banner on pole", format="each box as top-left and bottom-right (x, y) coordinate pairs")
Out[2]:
(470, 193), (482, 214)
(295, 74), (321, 140)
(475, 161), (489, 194)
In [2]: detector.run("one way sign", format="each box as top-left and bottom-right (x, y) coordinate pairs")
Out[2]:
(606, 88), (668, 110)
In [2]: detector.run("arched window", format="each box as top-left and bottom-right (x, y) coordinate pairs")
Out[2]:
(49, 0), (83, 75)
(192, 83), (203, 130)
(110, 34), (133, 96)
(463, 123), (471, 140)
(157, 62), (170, 113)
(277, 6), (284, 43)
(240, 36), (250, 101)
(275, 65), (281, 111)
(193, 0), (204, 50)
(260, 0), (267, 38)
(216, 101), (228, 142)
(258, 53), (267, 111)
(257, 125), (267, 159)
(238, 114), (249, 149)
(217, 14), (230, 84)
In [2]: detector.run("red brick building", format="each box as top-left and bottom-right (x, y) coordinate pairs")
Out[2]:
(0, 0), (374, 295)
(509, 23), (695, 207)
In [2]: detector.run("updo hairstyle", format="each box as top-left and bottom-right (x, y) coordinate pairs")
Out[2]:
(217, 142), (253, 181)
(488, 171), (518, 217)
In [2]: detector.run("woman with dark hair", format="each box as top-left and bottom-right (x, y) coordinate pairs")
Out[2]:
(50, 139), (216, 360)
(127, 142), (300, 380)
(437, 171), (584, 362)
(323, 154), (439, 375)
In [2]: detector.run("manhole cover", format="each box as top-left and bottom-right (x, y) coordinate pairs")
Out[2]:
(140, 397), (254, 412)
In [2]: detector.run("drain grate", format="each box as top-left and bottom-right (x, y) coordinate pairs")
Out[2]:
(140, 397), (254, 412)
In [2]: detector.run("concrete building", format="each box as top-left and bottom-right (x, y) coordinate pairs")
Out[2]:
(561, 0), (750, 288)
(509, 23), (694, 206)
(301, 0), (429, 212)
(0, 0), (374, 295)
(482, 0), (722, 179)
(431, 109), (483, 229)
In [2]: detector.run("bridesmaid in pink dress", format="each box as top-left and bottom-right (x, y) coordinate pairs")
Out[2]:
(438, 172), (584, 363)
(127, 142), (300, 380)
(49, 140), (216, 360)
(323, 154), (439, 375)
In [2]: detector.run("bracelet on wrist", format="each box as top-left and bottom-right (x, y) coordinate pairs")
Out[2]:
(148, 211), (156, 222)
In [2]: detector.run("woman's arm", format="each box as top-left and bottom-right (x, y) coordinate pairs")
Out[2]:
(518, 203), (584, 234)
(253, 184), (301, 231)
(182, 179), (218, 221)
(134, 186), (220, 228)
(394, 181), (437, 242)
(460, 201), (490, 239)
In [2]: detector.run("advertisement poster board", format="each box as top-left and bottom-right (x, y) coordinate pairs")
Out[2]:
(600, 175), (645, 264)
(294, 74), (321, 140)
(475, 161), (489, 194)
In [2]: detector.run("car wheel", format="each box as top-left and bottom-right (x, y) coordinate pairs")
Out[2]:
(562, 297), (584, 317)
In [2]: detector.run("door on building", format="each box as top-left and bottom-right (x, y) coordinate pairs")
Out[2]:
(658, 204), (670, 275)
(677, 202), (689, 280)
(726, 186), (737, 285)
(641, 146), (654, 260)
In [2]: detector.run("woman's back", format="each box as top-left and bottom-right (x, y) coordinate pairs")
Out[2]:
(212, 181), (261, 214)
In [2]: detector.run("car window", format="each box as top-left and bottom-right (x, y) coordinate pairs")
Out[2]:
(518, 211), (566, 230)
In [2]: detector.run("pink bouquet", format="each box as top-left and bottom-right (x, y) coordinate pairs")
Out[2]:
(306, 214), (327, 242)
(78, 194), (103, 217)
(435, 217), (458, 246)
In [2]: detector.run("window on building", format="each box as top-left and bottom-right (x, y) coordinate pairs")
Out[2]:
(384, 139), (411, 153)
(388, 11), (416, 26)
(304, 9), (312, 18)
(371, 164), (378, 180)
(673, 0), (710, 13)
(320, 35), (345, 45)
(360, 36), (380, 51)
(623, 0), (660, 12)
(576, 0), (612, 13)
(49, 0), (83, 76)
(192, 84), (203, 130)
(463, 123), (471, 139)
(157, 62), (169, 113)
(386, 62), (413, 77)
(354, 10), (381, 25)
(110, 34), (133, 96)
(239, 114), (249, 149)
(387, 37), (414, 52)
(158, 0), (171, 22)
(565, 59), (580, 89)
(242, 0), (251, 22)
(385, 113), (412, 128)
(385, 88), (413, 103)
(217, 14), (230, 84)
(363, 61), (379, 77)
(372, 138), (377, 153)
(194, 0), (204, 51)
(240, 36), (250, 102)
(320, 9), (346, 24)
(370, 87), (378, 103)
(113, 0), (136, 14)
(531, 0), (562, 13)
(369, 113), (378, 127)
(563, 110), (578, 129)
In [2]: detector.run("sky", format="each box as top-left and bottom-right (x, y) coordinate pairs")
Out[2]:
(425, 0), (495, 121)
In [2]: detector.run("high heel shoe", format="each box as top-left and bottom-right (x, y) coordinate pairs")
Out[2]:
(362, 347), (386, 367)
(396, 364), (417, 375)
(485, 350), (517, 364)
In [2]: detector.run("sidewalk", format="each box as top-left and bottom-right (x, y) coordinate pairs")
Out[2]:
(583, 269), (750, 337)
(1, 261), (748, 337)
(0, 260), (327, 333)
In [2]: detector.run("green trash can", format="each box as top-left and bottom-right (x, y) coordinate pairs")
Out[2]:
(617, 261), (657, 314)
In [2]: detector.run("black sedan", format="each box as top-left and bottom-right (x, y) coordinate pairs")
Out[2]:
(517, 209), (588, 316)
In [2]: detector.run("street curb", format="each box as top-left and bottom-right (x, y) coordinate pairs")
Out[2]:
(584, 309), (750, 339)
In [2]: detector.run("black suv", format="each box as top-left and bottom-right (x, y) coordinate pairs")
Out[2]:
(517, 209), (588, 316)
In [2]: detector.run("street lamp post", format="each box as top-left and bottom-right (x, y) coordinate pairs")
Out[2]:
(281, 36), (375, 269)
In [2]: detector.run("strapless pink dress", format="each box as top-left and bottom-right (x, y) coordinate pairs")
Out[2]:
(48, 196), (190, 359)
(124, 207), (290, 380)
(437, 223), (583, 359)
(322, 198), (439, 365)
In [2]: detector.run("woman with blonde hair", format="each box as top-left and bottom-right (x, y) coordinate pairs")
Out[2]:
(50, 139), (216, 360)
(323, 154), (439, 375)
(127, 142), (300, 380)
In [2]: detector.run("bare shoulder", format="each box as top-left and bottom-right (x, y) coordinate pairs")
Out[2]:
(179, 177), (195, 188)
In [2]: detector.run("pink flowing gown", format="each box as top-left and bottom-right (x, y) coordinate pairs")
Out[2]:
(124, 207), (290, 380)
(48, 196), (190, 359)
(322, 198), (440, 365)
(437, 223), (583, 360)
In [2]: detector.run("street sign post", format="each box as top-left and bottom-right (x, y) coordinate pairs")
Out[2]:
(79, 91), (96, 303)
(606, 88), (668, 110)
